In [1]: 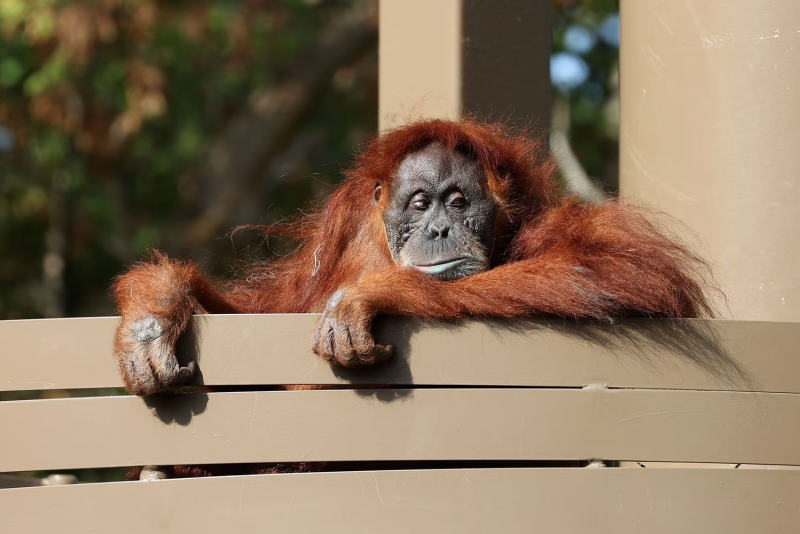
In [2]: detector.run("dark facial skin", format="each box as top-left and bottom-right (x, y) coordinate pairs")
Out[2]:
(374, 142), (498, 281)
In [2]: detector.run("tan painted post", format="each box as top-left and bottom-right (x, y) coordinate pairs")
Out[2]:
(619, 1), (800, 321)
(378, 0), (551, 133)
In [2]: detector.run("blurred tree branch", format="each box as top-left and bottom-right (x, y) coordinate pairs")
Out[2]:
(550, 95), (608, 204)
(550, 130), (607, 204)
(41, 172), (67, 317)
(172, 4), (378, 255)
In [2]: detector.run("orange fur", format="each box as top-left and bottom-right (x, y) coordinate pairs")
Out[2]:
(218, 119), (713, 320)
(112, 118), (715, 394)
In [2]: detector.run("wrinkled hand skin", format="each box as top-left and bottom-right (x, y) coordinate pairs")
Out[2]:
(112, 260), (200, 396)
(114, 315), (196, 396)
(312, 290), (393, 367)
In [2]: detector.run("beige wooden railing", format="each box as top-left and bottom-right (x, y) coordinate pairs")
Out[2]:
(1, 315), (799, 532)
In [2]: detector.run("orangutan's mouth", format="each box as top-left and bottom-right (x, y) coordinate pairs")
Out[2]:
(412, 258), (467, 275)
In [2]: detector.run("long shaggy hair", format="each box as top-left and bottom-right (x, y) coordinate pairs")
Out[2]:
(224, 118), (715, 319)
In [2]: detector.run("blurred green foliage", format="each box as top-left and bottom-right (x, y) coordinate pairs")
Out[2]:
(0, 0), (377, 319)
(552, 0), (620, 191)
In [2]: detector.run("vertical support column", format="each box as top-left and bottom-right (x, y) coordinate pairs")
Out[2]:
(619, 1), (800, 321)
(378, 0), (551, 134)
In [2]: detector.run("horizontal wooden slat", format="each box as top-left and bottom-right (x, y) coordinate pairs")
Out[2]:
(620, 461), (800, 469)
(1, 468), (798, 533)
(2, 315), (800, 392)
(2, 388), (799, 472)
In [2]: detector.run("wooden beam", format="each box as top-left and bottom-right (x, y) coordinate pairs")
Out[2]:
(378, 0), (550, 133)
(619, 0), (800, 321)
(3, 388), (800, 471)
(3, 316), (800, 393)
(2, 468), (799, 533)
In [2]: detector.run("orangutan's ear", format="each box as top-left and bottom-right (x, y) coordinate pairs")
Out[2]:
(372, 182), (382, 208)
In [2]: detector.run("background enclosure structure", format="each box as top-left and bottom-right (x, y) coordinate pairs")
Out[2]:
(2, 0), (800, 531)
(2, 315), (800, 532)
(619, 0), (800, 322)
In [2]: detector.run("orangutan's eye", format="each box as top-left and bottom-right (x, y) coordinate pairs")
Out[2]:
(447, 191), (466, 208)
(409, 193), (429, 211)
